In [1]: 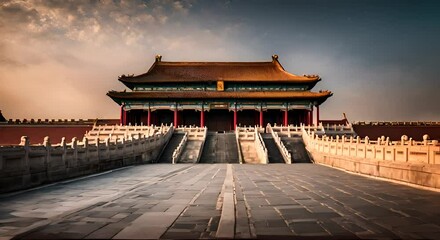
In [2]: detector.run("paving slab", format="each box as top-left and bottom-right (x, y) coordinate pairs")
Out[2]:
(233, 164), (440, 239)
(0, 164), (439, 239)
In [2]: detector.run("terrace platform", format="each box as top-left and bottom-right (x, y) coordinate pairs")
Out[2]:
(0, 164), (439, 239)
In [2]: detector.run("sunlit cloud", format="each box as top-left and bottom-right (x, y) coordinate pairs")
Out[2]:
(0, 0), (439, 121)
(0, 0), (246, 119)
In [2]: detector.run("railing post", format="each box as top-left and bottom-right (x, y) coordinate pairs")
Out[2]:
(83, 137), (89, 162)
(404, 146), (409, 162)
(43, 136), (51, 171)
(95, 137), (100, 166)
(401, 135), (407, 146)
(137, 133), (142, 155)
(19, 136), (30, 173)
(430, 140), (438, 164)
(105, 137), (111, 161)
(71, 137), (78, 168)
(391, 147), (396, 161)
(355, 136), (360, 157)
(423, 134), (429, 146)
(131, 134), (135, 159)
(328, 136), (332, 153)
(121, 137), (126, 164)
(335, 135), (339, 155)
(60, 137), (67, 168)
(364, 136), (369, 158)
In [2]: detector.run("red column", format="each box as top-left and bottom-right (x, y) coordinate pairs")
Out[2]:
(233, 109), (237, 130)
(173, 108), (178, 126)
(147, 108), (151, 126)
(311, 108), (314, 126)
(120, 105), (124, 125)
(316, 105), (320, 126)
(283, 109), (288, 126)
(124, 110), (128, 125)
(259, 110), (263, 127)
(307, 110), (311, 126)
(200, 110), (205, 127)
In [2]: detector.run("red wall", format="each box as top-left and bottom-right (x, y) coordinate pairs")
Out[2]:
(353, 125), (440, 141)
(0, 125), (93, 145)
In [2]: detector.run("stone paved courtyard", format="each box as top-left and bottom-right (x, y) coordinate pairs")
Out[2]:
(0, 164), (439, 239)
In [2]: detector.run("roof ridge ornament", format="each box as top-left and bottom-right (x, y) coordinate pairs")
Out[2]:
(155, 54), (162, 62)
(272, 54), (279, 61)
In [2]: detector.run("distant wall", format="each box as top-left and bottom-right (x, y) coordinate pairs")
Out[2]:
(0, 126), (92, 145)
(0, 119), (120, 146)
(353, 122), (440, 141)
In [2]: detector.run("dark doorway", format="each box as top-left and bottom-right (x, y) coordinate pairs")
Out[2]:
(288, 110), (307, 126)
(140, 111), (148, 125)
(154, 110), (173, 125)
(181, 110), (199, 127)
(237, 110), (258, 127)
(206, 110), (233, 132)
(264, 109), (283, 126)
(127, 110), (142, 125)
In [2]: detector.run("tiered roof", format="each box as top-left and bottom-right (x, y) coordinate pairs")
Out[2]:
(118, 55), (321, 89)
(108, 55), (332, 105)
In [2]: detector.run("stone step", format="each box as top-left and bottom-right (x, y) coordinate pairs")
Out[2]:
(240, 141), (260, 164)
(157, 133), (185, 163)
(199, 133), (239, 163)
(281, 136), (312, 163)
(262, 134), (285, 163)
(179, 140), (203, 163)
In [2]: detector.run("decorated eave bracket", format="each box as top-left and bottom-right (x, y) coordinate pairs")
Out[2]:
(123, 101), (316, 112)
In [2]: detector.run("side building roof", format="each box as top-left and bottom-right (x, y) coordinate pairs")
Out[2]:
(0, 110), (6, 122)
(119, 55), (321, 89)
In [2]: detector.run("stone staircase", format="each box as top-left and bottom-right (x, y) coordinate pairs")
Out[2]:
(199, 133), (239, 163)
(262, 133), (285, 163)
(281, 135), (312, 163)
(239, 141), (260, 164)
(179, 140), (203, 163)
(157, 133), (185, 163)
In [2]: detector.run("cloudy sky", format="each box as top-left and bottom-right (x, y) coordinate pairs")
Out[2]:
(0, 0), (439, 121)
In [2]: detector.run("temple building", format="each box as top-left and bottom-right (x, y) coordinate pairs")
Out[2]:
(107, 55), (332, 132)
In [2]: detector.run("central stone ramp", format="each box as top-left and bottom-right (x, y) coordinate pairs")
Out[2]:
(262, 133), (285, 163)
(157, 133), (185, 163)
(281, 135), (312, 163)
(199, 133), (239, 163)
(179, 140), (203, 163)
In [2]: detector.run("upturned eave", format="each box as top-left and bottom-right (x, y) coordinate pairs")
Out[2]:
(107, 90), (332, 105)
